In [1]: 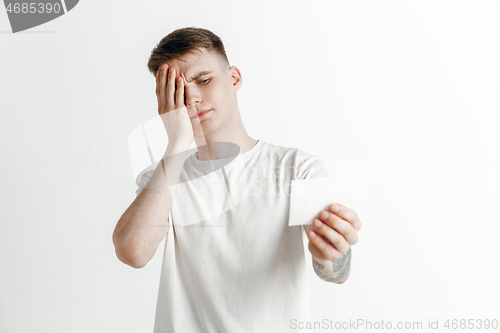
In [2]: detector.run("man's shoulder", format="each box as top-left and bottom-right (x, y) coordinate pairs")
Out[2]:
(260, 141), (309, 155)
(260, 141), (319, 162)
(257, 141), (327, 176)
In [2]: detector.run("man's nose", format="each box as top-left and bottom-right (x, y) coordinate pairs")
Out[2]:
(184, 84), (202, 108)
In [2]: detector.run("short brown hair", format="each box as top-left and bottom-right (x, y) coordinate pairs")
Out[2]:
(147, 27), (230, 77)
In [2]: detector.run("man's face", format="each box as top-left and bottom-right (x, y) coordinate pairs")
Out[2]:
(165, 48), (241, 139)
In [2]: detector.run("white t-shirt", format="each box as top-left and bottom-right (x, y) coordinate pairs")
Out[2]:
(136, 140), (328, 333)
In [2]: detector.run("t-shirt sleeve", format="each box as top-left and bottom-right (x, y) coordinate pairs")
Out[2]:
(295, 153), (329, 180)
(135, 168), (155, 197)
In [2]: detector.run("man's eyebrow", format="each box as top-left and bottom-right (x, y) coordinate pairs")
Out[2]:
(187, 70), (213, 83)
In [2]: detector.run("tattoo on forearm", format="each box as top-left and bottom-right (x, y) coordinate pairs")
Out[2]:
(312, 260), (325, 277)
(330, 248), (351, 282)
(313, 248), (352, 282)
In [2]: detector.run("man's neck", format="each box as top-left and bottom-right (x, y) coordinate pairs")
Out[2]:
(195, 131), (258, 161)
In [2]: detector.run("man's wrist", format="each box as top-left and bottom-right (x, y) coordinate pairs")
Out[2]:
(164, 139), (192, 157)
(312, 248), (352, 283)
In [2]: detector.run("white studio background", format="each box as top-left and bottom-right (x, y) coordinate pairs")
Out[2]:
(1, 0), (499, 332)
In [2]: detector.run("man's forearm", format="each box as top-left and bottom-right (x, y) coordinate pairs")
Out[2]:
(112, 141), (190, 268)
(312, 248), (352, 283)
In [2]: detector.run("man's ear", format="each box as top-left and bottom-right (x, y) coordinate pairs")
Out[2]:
(228, 66), (242, 89)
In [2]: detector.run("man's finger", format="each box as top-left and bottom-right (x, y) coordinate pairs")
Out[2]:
(307, 230), (342, 261)
(159, 64), (168, 114)
(318, 210), (358, 245)
(166, 66), (176, 110)
(155, 65), (164, 106)
(329, 203), (362, 231)
(310, 219), (350, 255)
(175, 76), (184, 108)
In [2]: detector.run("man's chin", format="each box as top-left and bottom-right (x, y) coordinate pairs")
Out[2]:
(194, 126), (216, 142)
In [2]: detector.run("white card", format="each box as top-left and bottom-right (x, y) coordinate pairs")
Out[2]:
(289, 177), (337, 226)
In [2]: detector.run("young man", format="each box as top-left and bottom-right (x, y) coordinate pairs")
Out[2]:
(113, 27), (361, 332)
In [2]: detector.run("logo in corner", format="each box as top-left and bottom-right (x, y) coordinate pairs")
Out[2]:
(3, 0), (79, 33)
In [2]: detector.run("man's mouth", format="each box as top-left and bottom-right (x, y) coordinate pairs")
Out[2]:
(190, 109), (212, 119)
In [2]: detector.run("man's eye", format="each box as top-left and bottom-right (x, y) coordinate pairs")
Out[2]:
(198, 79), (210, 85)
